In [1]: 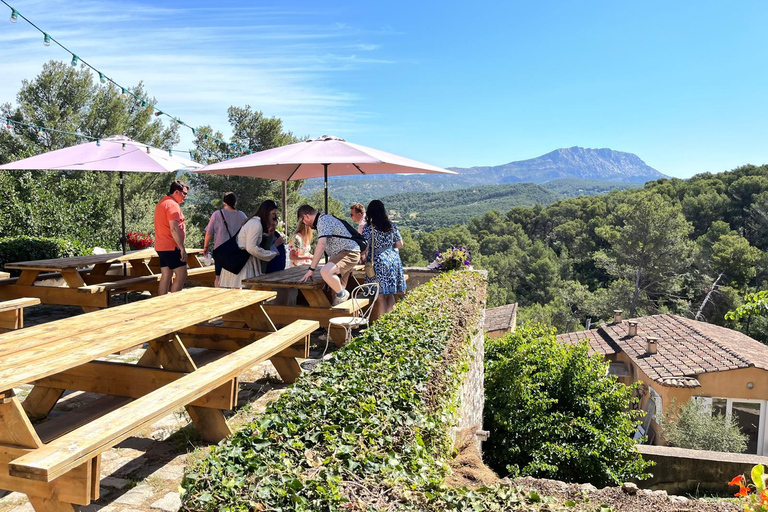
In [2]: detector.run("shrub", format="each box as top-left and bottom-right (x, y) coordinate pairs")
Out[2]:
(0, 236), (88, 275)
(661, 398), (748, 453)
(181, 271), (489, 511)
(483, 323), (651, 487)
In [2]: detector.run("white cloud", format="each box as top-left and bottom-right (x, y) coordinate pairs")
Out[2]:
(0, 0), (395, 151)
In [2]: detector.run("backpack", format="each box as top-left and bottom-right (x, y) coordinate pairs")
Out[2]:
(318, 214), (368, 253)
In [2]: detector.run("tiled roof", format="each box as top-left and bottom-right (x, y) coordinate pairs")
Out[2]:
(557, 329), (618, 357)
(484, 303), (517, 332)
(558, 314), (768, 388)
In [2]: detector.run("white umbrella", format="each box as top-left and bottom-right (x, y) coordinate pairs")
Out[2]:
(194, 135), (457, 214)
(0, 135), (201, 253)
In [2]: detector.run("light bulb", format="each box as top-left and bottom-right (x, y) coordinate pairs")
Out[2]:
(121, 143), (126, 151)
(37, 128), (43, 137)
(98, 72), (106, 84)
(10, 9), (18, 22)
(146, 146), (150, 154)
(70, 54), (79, 67)
(169, 149), (173, 157)
(121, 88), (127, 98)
(43, 33), (51, 46)
(175, 118), (182, 125)
(155, 110), (163, 117)
(96, 139), (100, 146)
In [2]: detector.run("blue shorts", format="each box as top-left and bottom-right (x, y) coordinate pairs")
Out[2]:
(157, 248), (186, 270)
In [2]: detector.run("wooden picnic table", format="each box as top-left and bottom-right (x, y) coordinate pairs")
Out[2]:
(0, 287), (317, 512)
(243, 265), (369, 345)
(0, 248), (211, 312)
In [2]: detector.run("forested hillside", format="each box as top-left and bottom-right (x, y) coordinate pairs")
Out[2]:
(404, 165), (768, 342)
(383, 180), (639, 231)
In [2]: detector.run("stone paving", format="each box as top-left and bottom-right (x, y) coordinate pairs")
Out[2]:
(0, 300), (337, 512)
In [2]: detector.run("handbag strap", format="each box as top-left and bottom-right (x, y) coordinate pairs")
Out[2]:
(369, 225), (374, 257)
(220, 209), (233, 238)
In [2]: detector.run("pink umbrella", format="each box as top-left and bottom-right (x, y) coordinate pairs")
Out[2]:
(0, 135), (201, 253)
(194, 135), (456, 213)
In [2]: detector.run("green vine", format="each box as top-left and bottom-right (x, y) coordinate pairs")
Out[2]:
(181, 271), (489, 511)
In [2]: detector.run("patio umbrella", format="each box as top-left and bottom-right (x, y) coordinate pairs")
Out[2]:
(193, 135), (457, 216)
(0, 135), (201, 253)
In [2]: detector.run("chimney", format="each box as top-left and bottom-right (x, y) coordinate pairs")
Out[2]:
(628, 321), (638, 337)
(646, 336), (658, 355)
(613, 310), (623, 323)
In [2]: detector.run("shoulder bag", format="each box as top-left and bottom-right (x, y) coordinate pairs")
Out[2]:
(211, 210), (250, 274)
(364, 227), (375, 278)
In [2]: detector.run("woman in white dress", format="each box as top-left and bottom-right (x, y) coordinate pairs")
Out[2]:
(219, 200), (283, 289)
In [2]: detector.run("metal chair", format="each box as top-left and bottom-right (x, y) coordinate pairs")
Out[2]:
(326, 282), (380, 350)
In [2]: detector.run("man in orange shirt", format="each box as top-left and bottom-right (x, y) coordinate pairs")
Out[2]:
(154, 180), (188, 295)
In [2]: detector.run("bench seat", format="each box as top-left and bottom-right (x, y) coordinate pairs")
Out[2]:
(9, 319), (318, 483)
(0, 297), (41, 332)
(77, 275), (160, 294)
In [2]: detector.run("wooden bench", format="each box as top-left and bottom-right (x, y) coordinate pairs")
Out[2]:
(0, 288), (316, 512)
(77, 274), (161, 294)
(9, 319), (317, 484)
(0, 297), (40, 333)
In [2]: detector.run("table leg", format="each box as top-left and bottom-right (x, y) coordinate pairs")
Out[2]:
(155, 334), (232, 443)
(22, 387), (65, 421)
(16, 270), (40, 287)
(301, 288), (332, 308)
(60, 270), (98, 313)
(127, 258), (154, 277)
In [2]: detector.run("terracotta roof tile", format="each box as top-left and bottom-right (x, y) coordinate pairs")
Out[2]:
(595, 314), (767, 388)
(556, 328), (618, 357)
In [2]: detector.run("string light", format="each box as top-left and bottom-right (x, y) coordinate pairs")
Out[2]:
(121, 143), (126, 151)
(1, 1), (253, 158)
(3, 117), (244, 161)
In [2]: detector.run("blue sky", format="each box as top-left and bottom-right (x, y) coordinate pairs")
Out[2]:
(1, 0), (767, 178)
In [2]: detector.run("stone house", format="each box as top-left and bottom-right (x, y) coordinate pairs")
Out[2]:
(483, 303), (517, 339)
(557, 312), (768, 455)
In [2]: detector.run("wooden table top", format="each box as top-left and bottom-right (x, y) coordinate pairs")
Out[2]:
(0, 287), (275, 392)
(243, 265), (327, 290)
(5, 248), (204, 272)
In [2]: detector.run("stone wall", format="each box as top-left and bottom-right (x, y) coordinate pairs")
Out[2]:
(451, 297), (486, 454)
(637, 444), (768, 494)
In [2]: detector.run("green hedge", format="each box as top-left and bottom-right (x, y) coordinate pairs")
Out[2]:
(0, 236), (88, 276)
(181, 271), (489, 511)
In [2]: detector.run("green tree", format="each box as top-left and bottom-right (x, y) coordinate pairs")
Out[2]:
(0, 60), (179, 247)
(661, 399), (748, 453)
(188, 106), (304, 237)
(417, 225), (479, 263)
(397, 228), (425, 266)
(594, 192), (694, 317)
(484, 323), (650, 486)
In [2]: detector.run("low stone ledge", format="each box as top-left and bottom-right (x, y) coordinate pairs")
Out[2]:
(636, 444), (768, 494)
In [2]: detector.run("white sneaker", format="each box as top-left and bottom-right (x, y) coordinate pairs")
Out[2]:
(332, 289), (350, 306)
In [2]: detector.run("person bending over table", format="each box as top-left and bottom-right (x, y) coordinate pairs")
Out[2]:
(297, 204), (360, 306)
(154, 180), (189, 295)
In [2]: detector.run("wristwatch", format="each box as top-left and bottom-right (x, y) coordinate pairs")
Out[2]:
(308, 267), (316, 271)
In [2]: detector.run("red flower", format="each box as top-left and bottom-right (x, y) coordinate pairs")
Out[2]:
(730, 475), (746, 487)
(735, 486), (750, 498)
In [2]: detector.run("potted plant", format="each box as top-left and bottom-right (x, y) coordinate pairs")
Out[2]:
(433, 245), (472, 271)
(126, 231), (153, 251)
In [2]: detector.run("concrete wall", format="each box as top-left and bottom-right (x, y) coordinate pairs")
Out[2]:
(637, 444), (768, 495)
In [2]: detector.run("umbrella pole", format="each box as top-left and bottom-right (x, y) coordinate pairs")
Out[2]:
(119, 171), (127, 256)
(282, 181), (288, 234)
(323, 163), (329, 214)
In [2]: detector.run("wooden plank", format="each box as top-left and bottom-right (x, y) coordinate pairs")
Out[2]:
(16, 271), (40, 287)
(9, 319), (318, 482)
(22, 387), (65, 421)
(0, 272), (8, 280)
(0, 288), (276, 391)
(31, 361), (237, 410)
(0, 297), (40, 313)
(0, 285), (108, 309)
(0, 446), (92, 506)
(78, 275), (160, 293)
(4, 250), (158, 272)
(178, 325), (270, 351)
(262, 303), (366, 326)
